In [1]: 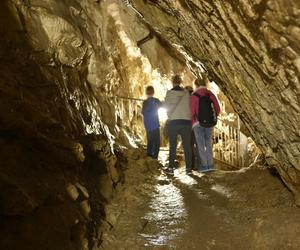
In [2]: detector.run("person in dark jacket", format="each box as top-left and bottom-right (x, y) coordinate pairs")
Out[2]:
(185, 85), (201, 170)
(142, 86), (161, 159)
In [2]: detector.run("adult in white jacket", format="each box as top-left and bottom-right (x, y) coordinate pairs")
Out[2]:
(164, 75), (192, 174)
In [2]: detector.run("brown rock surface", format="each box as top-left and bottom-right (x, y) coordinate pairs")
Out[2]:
(0, 0), (177, 248)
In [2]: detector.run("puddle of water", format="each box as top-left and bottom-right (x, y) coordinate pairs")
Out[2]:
(191, 171), (206, 178)
(174, 171), (197, 186)
(140, 182), (187, 246)
(197, 190), (209, 200)
(211, 184), (232, 198)
(158, 150), (169, 166)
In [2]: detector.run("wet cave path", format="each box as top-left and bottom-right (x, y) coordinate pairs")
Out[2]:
(138, 168), (300, 250)
(141, 170), (242, 249)
(104, 154), (300, 250)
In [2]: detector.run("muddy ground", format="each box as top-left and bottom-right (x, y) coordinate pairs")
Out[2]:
(103, 153), (300, 250)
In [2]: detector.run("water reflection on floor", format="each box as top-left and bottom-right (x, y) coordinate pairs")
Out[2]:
(211, 184), (233, 198)
(139, 175), (187, 247)
(139, 151), (210, 247)
(175, 171), (198, 186)
(139, 169), (209, 247)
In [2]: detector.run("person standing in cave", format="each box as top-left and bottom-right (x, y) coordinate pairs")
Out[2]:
(142, 86), (162, 159)
(164, 75), (192, 175)
(191, 75), (221, 172)
(185, 85), (201, 171)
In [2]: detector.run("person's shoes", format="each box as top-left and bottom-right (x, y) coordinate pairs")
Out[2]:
(198, 166), (208, 173)
(186, 169), (192, 175)
(185, 168), (192, 175)
(206, 169), (216, 172)
(206, 165), (216, 172)
(174, 160), (180, 169)
(201, 169), (213, 173)
(164, 168), (174, 175)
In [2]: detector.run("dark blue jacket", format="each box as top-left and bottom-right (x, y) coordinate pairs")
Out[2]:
(142, 97), (161, 132)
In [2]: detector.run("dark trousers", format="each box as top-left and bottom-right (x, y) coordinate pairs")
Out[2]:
(191, 132), (201, 170)
(146, 128), (160, 159)
(168, 124), (192, 171)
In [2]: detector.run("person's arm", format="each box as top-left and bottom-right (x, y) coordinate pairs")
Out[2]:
(164, 90), (179, 117)
(163, 91), (171, 111)
(156, 98), (162, 108)
(209, 92), (221, 116)
(190, 94), (198, 119)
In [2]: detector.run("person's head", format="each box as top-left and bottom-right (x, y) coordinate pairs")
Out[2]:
(185, 85), (193, 94)
(145, 86), (154, 97)
(172, 74), (182, 86)
(194, 77), (206, 88)
(194, 74), (209, 88)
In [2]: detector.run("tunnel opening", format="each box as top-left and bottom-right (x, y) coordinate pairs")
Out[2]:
(114, 1), (267, 173)
(115, 77), (262, 171)
(108, 0), (262, 171)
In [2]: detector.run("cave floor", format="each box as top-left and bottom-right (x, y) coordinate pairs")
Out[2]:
(104, 152), (300, 250)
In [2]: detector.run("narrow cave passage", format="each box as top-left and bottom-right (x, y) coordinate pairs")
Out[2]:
(0, 0), (299, 250)
(113, 79), (257, 171)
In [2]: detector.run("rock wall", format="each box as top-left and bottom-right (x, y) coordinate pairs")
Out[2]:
(0, 0), (182, 249)
(130, 0), (300, 202)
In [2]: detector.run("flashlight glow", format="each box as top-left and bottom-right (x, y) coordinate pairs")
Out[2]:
(158, 107), (168, 122)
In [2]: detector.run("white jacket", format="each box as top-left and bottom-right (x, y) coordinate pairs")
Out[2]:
(164, 88), (192, 121)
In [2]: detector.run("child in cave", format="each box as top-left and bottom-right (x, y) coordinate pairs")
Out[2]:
(142, 86), (162, 159)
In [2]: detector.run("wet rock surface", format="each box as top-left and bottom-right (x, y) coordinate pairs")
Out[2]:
(101, 149), (162, 249)
(0, 0), (173, 249)
(106, 164), (300, 250)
